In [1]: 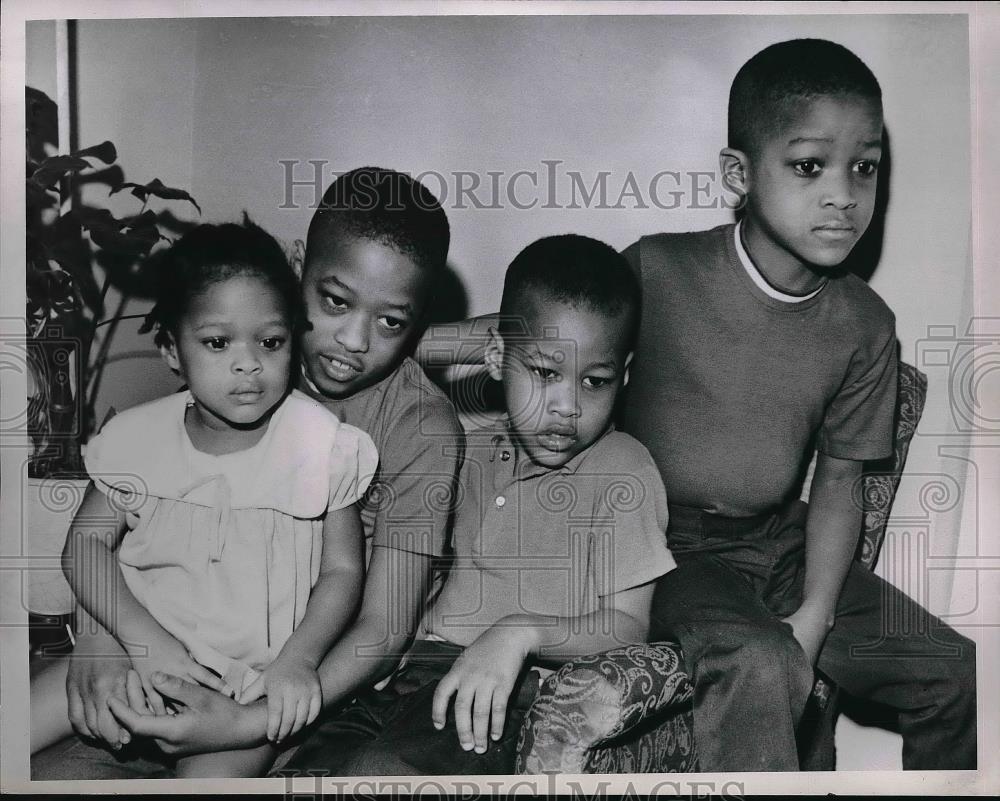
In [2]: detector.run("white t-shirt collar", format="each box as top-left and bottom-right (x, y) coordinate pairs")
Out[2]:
(733, 221), (825, 303)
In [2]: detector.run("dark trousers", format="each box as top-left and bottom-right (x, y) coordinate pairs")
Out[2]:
(277, 640), (540, 777)
(650, 500), (977, 772)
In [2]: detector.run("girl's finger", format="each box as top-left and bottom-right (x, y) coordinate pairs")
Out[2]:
(306, 690), (321, 727)
(239, 675), (266, 705)
(277, 691), (296, 742)
(290, 694), (309, 737)
(187, 662), (233, 697)
(267, 693), (281, 742)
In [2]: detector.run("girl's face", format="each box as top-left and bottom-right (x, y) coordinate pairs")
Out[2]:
(162, 274), (292, 434)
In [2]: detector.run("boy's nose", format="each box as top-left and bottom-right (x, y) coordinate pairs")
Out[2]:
(822, 174), (858, 210)
(547, 385), (581, 418)
(335, 315), (370, 353)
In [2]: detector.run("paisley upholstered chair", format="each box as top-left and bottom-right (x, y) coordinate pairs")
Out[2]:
(514, 361), (928, 774)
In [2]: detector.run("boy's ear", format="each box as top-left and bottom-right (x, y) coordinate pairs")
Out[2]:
(485, 327), (505, 381)
(291, 239), (306, 280)
(159, 335), (182, 375)
(719, 148), (750, 198)
(622, 351), (634, 387)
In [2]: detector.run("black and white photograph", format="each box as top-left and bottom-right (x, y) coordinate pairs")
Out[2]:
(1, 0), (997, 795)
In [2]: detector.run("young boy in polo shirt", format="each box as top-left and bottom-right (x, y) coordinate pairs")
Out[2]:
(418, 39), (977, 773)
(337, 234), (676, 776)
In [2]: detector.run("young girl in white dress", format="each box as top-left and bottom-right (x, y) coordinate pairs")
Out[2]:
(30, 218), (377, 777)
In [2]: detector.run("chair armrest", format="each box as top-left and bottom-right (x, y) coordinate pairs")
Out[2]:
(515, 642), (693, 774)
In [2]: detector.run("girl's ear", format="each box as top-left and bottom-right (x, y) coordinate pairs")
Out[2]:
(719, 147), (750, 200)
(159, 334), (182, 374)
(291, 239), (306, 280)
(622, 351), (634, 387)
(485, 327), (505, 381)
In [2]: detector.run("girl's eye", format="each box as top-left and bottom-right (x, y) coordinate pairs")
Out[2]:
(854, 160), (879, 177)
(792, 160), (822, 177)
(583, 376), (611, 389)
(531, 366), (558, 381)
(378, 315), (406, 333)
(260, 336), (286, 351)
(322, 293), (348, 312)
(202, 337), (228, 351)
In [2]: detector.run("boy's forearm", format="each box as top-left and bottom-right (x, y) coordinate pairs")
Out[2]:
(314, 547), (433, 710)
(415, 313), (499, 367)
(801, 456), (864, 623)
(498, 610), (648, 665)
(64, 532), (169, 653)
(273, 566), (364, 668)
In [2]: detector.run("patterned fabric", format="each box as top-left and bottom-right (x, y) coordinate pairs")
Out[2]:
(515, 643), (695, 774)
(516, 362), (927, 774)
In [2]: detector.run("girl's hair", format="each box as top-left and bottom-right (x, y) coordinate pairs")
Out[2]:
(140, 215), (307, 349)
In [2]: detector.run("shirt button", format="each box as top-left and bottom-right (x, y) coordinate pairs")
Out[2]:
(500, 450), (511, 461)
(495, 495), (506, 508)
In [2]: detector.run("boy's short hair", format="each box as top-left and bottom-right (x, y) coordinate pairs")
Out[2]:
(499, 234), (640, 347)
(728, 38), (882, 157)
(305, 166), (450, 273)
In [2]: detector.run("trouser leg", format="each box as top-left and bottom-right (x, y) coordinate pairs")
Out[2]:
(817, 562), (977, 769)
(650, 553), (814, 772)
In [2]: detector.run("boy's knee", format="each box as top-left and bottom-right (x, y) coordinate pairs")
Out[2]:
(708, 624), (814, 702)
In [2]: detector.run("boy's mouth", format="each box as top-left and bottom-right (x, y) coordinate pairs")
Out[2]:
(812, 222), (856, 241)
(537, 426), (577, 452)
(319, 354), (363, 382)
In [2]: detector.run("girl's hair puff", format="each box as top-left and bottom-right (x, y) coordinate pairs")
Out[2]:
(140, 214), (307, 349)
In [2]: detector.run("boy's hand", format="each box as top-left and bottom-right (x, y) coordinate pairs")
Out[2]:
(127, 630), (234, 715)
(238, 656), (322, 742)
(432, 626), (534, 754)
(782, 604), (834, 666)
(65, 629), (132, 748)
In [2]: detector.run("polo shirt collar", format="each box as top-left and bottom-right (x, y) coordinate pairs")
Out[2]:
(490, 416), (614, 482)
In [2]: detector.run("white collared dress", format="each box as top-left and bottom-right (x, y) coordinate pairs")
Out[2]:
(83, 389), (378, 693)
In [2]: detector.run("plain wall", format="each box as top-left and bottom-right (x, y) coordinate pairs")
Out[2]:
(26, 12), (977, 770)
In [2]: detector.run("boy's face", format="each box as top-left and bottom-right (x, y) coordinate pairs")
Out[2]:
(486, 299), (632, 469)
(297, 233), (427, 399)
(734, 93), (883, 280)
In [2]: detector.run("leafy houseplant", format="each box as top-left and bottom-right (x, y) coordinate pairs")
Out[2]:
(25, 87), (198, 624)
(26, 86), (199, 480)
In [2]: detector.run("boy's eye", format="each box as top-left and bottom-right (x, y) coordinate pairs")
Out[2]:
(531, 366), (558, 381)
(792, 160), (822, 177)
(202, 337), (228, 351)
(378, 315), (406, 333)
(854, 160), (879, 177)
(583, 376), (612, 389)
(260, 336), (286, 351)
(321, 293), (348, 312)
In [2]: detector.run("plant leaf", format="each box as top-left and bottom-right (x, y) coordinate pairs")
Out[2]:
(27, 155), (92, 189)
(72, 141), (117, 165)
(111, 178), (200, 214)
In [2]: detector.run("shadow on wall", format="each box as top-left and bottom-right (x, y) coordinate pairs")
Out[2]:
(844, 127), (892, 284)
